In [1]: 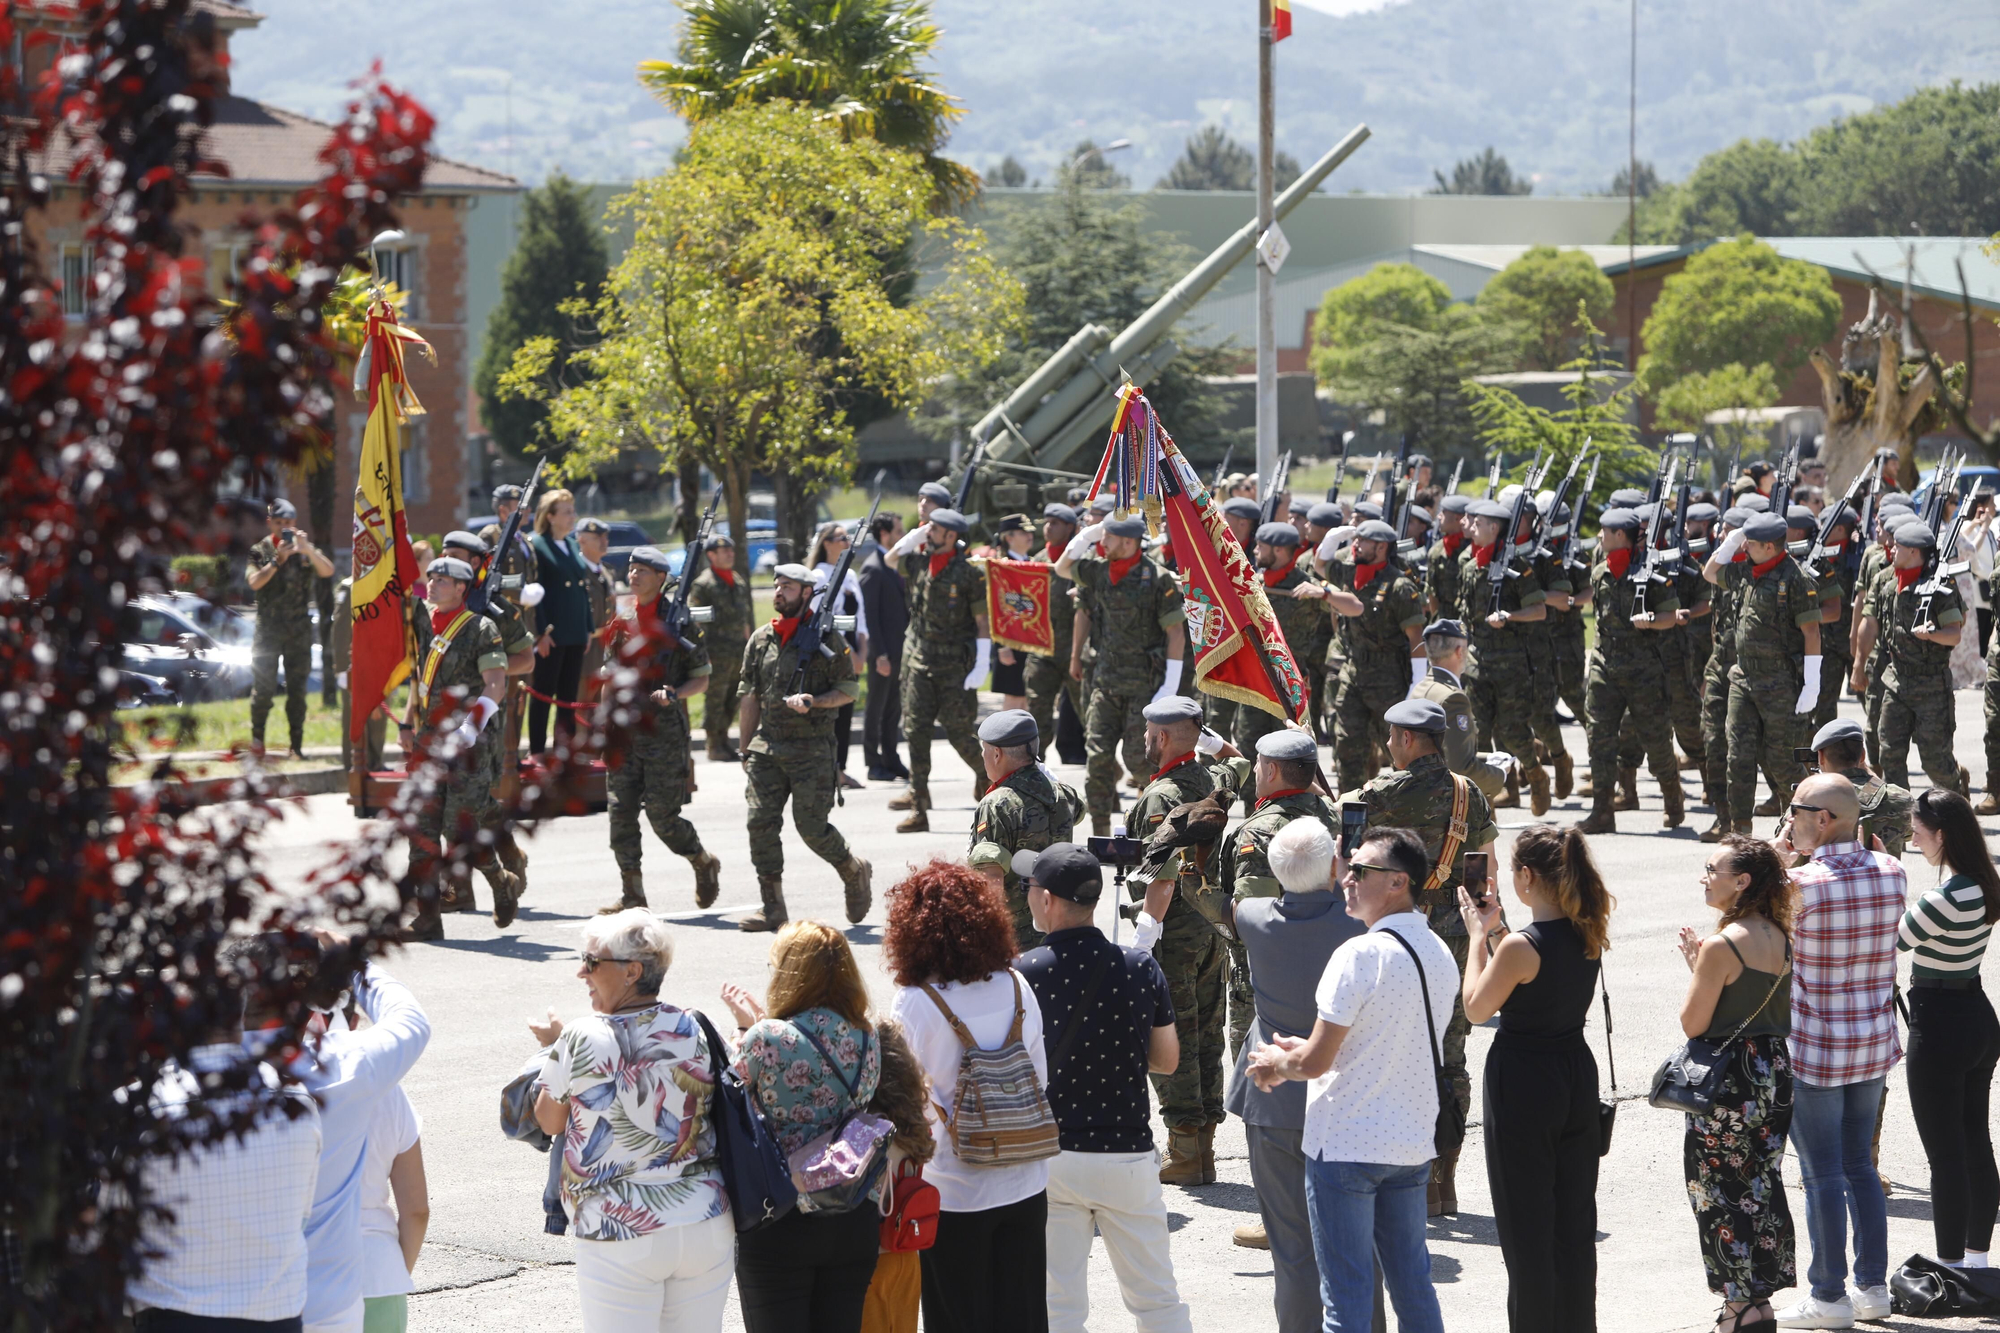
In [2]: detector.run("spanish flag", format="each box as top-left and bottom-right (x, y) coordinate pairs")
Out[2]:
(1272, 0), (1292, 42)
(346, 298), (431, 743)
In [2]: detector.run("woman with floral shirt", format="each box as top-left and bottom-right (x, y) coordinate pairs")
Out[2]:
(721, 920), (882, 1332)
(531, 909), (730, 1332)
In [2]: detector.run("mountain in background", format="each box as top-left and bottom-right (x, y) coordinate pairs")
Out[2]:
(233, 0), (2000, 193)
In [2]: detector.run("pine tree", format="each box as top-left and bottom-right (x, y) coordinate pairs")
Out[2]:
(474, 172), (609, 460)
(1160, 125), (1301, 191)
(1429, 146), (1532, 196)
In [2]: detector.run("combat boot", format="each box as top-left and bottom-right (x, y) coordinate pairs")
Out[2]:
(738, 876), (788, 932)
(439, 866), (477, 914)
(837, 855), (873, 924)
(687, 851), (721, 909)
(1661, 771), (1686, 830)
(1553, 750), (1574, 800)
(887, 787), (917, 811)
(404, 902), (444, 943)
(1575, 791), (1616, 834)
(1578, 771), (1595, 798)
(1699, 814), (1735, 843)
(1199, 1123), (1218, 1185)
(1753, 793), (1784, 817)
(1977, 793), (2000, 815)
(1493, 766), (1521, 809)
(1232, 1220), (1270, 1249)
(496, 831), (529, 895)
(896, 793), (930, 833)
(1613, 766), (1639, 811)
(600, 868), (649, 914)
(707, 738), (740, 762)
(484, 861), (524, 929)
(1159, 1127), (1204, 1186)
(1526, 764), (1552, 817)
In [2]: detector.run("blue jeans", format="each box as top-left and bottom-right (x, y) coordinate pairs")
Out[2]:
(1790, 1076), (1888, 1301)
(1303, 1158), (1443, 1333)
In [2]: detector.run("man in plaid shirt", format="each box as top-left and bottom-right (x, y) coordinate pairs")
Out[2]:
(1774, 773), (1905, 1328)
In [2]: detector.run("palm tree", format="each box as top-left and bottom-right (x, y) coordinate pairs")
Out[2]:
(641, 0), (977, 208)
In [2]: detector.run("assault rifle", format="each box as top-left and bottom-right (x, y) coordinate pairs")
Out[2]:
(1324, 433), (1350, 505)
(789, 479), (885, 694)
(481, 455), (547, 608)
(1487, 450), (1545, 618)
(1846, 452), (1887, 577)
(1630, 455), (1682, 620)
(1723, 437), (1744, 498)
(1802, 467), (1872, 581)
(1357, 452), (1385, 509)
(662, 484), (723, 646)
(1389, 431), (1416, 546)
(1920, 449), (1963, 531)
(1485, 452), (1503, 498)
(1768, 441), (1800, 521)
(1531, 445), (1590, 563)
(1212, 442), (1234, 493)
(953, 437), (986, 525)
(1259, 450), (1293, 526)
(1913, 501), (1971, 635)
(1445, 458), (1464, 495)
(1556, 451), (1601, 576)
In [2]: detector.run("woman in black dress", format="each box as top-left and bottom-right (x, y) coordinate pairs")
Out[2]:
(1458, 823), (1614, 1333)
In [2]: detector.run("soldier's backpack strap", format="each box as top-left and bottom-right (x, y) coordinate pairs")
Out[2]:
(1422, 774), (1471, 898)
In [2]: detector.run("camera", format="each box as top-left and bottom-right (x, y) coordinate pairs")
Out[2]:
(1793, 746), (1819, 772)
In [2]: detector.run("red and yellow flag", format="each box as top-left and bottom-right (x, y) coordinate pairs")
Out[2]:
(985, 560), (1057, 656)
(346, 298), (430, 743)
(1272, 0), (1293, 42)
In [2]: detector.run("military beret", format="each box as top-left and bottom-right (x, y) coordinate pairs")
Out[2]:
(1255, 729), (1320, 761)
(266, 497), (297, 520)
(1143, 695), (1203, 724)
(1819, 502), (1856, 530)
(491, 484), (523, 503)
(1741, 513), (1789, 543)
(1255, 522), (1301, 548)
(918, 481), (953, 504)
(1633, 502), (1661, 522)
(1407, 505), (1434, 528)
(1685, 502), (1720, 523)
(1608, 488), (1647, 508)
(994, 513), (1033, 535)
(708, 531), (735, 548)
(1067, 486), (1090, 505)
(1879, 495), (1915, 513)
(1811, 717), (1864, 750)
(929, 508), (969, 534)
(1739, 493), (1772, 512)
(978, 708), (1038, 747)
(1497, 484), (1524, 506)
(1104, 515), (1146, 539)
(1307, 502), (1343, 528)
(1356, 519), (1398, 543)
(968, 841), (1010, 870)
(628, 545), (674, 574)
(1015, 842), (1102, 903)
(428, 556), (475, 583)
(1288, 495), (1312, 516)
(771, 561), (815, 585)
(1786, 505), (1816, 530)
(443, 529), (488, 554)
(1223, 472), (1251, 489)
(1044, 502), (1078, 525)
(1409, 453), (1433, 468)
(1385, 698), (1448, 733)
(1874, 446), (1900, 462)
(1222, 497), (1263, 522)
(1892, 520), (1935, 550)
(576, 516), (610, 535)
(1599, 508), (1642, 532)
(1721, 506), (1751, 528)
(1468, 500), (1511, 522)
(1088, 495), (1115, 516)
(1439, 493), (1472, 515)
(1423, 618), (1468, 641)
(1352, 501), (1384, 522)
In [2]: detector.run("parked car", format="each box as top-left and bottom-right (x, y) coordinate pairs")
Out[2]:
(1913, 465), (2000, 514)
(116, 670), (179, 708)
(123, 593), (258, 702)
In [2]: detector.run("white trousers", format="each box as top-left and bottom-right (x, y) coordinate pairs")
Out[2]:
(303, 1299), (363, 1333)
(571, 1212), (736, 1333)
(1045, 1149), (1194, 1333)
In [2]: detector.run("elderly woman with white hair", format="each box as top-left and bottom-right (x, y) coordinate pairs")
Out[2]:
(530, 909), (731, 1332)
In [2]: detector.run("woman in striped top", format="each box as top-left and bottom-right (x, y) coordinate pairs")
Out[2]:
(1899, 786), (2000, 1268)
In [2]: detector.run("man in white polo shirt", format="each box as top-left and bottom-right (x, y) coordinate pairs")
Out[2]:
(1246, 826), (1453, 1333)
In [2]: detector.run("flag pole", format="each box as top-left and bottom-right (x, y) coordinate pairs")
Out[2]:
(1255, 0), (1278, 497)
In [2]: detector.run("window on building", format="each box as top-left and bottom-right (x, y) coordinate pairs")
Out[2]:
(59, 243), (91, 319)
(370, 244), (421, 319)
(208, 242), (246, 298)
(401, 419), (429, 506)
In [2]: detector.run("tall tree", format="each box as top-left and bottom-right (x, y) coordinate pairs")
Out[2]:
(1636, 234), (1842, 402)
(1059, 138), (1131, 191)
(473, 173), (609, 462)
(1159, 125), (1301, 191)
(1308, 262), (1455, 390)
(1330, 306), (1520, 455)
(1462, 333), (1650, 492)
(1477, 246), (1616, 370)
(1606, 160), (1660, 199)
(990, 153), (1027, 187)
(1430, 146), (1531, 196)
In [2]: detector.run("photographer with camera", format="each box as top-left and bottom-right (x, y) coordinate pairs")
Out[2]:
(245, 497), (333, 758)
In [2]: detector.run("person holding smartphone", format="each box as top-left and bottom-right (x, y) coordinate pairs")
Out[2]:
(245, 496), (333, 758)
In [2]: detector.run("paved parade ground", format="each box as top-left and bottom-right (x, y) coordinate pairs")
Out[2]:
(252, 691), (2000, 1332)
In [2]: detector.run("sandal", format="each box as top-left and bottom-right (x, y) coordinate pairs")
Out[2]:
(1715, 1300), (1774, 1331)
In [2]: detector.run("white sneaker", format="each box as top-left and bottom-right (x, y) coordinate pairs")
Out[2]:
(1773, 1295), (1855, 1328)
(1849, 1285), (1891, 1320)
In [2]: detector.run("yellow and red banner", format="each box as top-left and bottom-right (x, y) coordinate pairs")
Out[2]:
(1272, 0), (1292, 41)
(347, 298), (430, 743)
(985, 560), (1057, 656)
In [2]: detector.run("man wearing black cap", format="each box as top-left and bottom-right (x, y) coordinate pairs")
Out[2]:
(1809, 717), (1911, 857)
(1236, 522), (1333, 772)
(689, 530), (755, 762)
(1015, 843), (1191, 1333)
(1317, 518), (1424, 796)
(1456, 499), (1554, 815)
(969, 709), (1083, 949)
(1853, 519), (1966, 793)
(1575, 507), (1686, 833)
(1025, 503), (1083, 762)
(888, 508), (990, 830)
(246, 497), (333, 757)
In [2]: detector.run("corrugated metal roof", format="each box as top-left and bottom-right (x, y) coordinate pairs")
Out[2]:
(1602, 236), (2000, 311)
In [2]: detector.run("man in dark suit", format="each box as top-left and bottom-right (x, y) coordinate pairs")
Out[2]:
(858, 510), (911, 781)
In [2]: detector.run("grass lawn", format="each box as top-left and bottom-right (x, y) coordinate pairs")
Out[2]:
(117, 695), (350, 755)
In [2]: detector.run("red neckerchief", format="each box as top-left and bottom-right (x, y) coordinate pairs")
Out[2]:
(1352, 559), (1386, 590)
(1751, 554), (1784, 579)
(1605, 548), (1632, 579)
(772, 615), (803, 645)
(1262, 550), (1302, 586)
(928, 548), (954, 579)
(711, 568), (735, 587)
(1472, 542), (1498, 569)
(431, 606), (460, 636)
(1254, 786), (1309, 813)
(1108, 553), (1142, 584)
(1150, 751), (1197, 783)
(1044, 543), (1062, 563)
(1895, 563), (1924, 591)
(1440, 532), (1466, 559)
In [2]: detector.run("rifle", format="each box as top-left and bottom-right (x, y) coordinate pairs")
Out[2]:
(662, 484), (724, 646)
(1485, 452), (1503, 498)
(1532, 446), (1590, 563)
(1487, 449), (1545, 617)
(1325, 433), (1350, 503)
(1920, 449), (1962, 530)
(1913, 501), (1971, 634)
(1390, 431), (1416, 546)
(1213, 442), (1235, 494)
(1802, 467), (1872, 579)
(1445, 458), (1464, 496)
(1557, 451), (1601, 576)
(1510, 452), (1554, 560)
(1769, 440), (1800, 520)
(480, 455), (547, 609)
(1357, 452), (1385, 508)
(1723, 437), (1744, 498)
(789, 480), (886, 694)
(1630, 455), (1682, 620)
(1846, 451), (1886, 577)
(1259, 450), (1294, 526)
(953, 437), (987, 526)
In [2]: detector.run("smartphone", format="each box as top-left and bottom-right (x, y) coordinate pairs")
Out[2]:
(281, 527), (297, 545)
(1462, 852), (1491, 908)
(1792, 745), (1818, 772)
(1339, 801), (1368, 858)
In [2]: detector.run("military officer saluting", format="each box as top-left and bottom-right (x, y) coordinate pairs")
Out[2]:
(1408, 618), (1508, 800)
(246, 497), (333, 758)
(688, 532), (754, 761)
(889, 508), (990, 831)
(598, 546), (723, 915)
(1317, 517), (1426, 796)
(1853, 518), (1966, 793)
(398, 556), (524, 942)
(736, 563), (874, 931)
(969, 708), (1083, 950)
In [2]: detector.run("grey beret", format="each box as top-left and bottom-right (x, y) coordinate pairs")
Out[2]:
(1598, 508), (1642, 533)
(1087, 495), (1115, 516)
(1104, 515), (1146, 539)
(1608, 488), (1647, 507)
(576, 516), (610, 535)
(1307, 502), (1343, 528)
(266, 497), (297, 519)
(443, 529), (488, 554)
(1044, 503), (1078, 525)
(918, 481), (953, 504)
(1385, 698), (1448, 733)
(1786, 505), (1816, 530)
(1255, 729), (1320, 761)
(1811, 718), (1864, 750)
(1222, 497), (1263, 522)
(708, 532), (735, 548)
(1423, 618), (1468, 641)
(1746, 461), (1774, 478)
(1741, 513), (1789, 543)
(1685, 502), (1720, 523)
(1468, 500), (1511, 522)
(1439, 494), (1472, 515)
(1255, 522), (1301, 548)
(1406, 505), (1434, 528)
(771, 562), (815, 584)
(929, 508), (969, 534)
(491, 484), (523, 503)
(628, 545), (674, 574)
(1142, 695), (1203, 724)
(1892, 521), (1935, 550)
(1352, 501), (1384, 521)
(1721, 506), (1751, 528)
(1409, 453), (1432, 468)
(978, 708), (1038, 747)
(1356, 520), (1398, 543)
(1634, 502), (1661, 522)
(1879, 495), (1915, 513)
(428, 556), (475, 583)
(1287, 495), (1312, 515)
(1739, 493), (1772, 512)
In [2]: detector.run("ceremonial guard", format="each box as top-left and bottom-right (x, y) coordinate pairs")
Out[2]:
(573, 517), (616, 701)
(736, 564), (873, 931)
(1537, 497), (1590, 799)
(1024, 502), (1082, 758)
(398, 556), (524, 942)
(1204, 496), (1264, 740)
(477, 483), (542, 752)
(1855, 496), (1914, 768)
(1409, 618), (1508, 799)
(1235, 522), (1333, 775)
(1456, 499), (1553, 814)
(1809, 503), (1861, 734)
(441, 530), (535, 673)
(1854, 519), (1965, 792)
(688, 533), (753, 761)
(477, 482), (537, 587)
(1698, 506), (1750, 833)
(599, 547), (723, 915)
(969, 709), (1083, 950)
(1319, 518), (1424, 796)
(1516, 493), (1577, 800)
(1426, 493), (1472, 618)
(1809, 718), (1912, 857)
(889, 508), (989, 831)
(1575, 507), (1684, 834)
(246, 497), (332, 758)
(1349, 698), (1497, 1217)
(1657, 500), (1714, 777)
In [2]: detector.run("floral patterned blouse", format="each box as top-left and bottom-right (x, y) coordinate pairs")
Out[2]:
(732, 1008), (882, 1155)
(540, 1003), (727, 1240)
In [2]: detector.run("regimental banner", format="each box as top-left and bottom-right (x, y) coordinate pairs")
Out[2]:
(986, 559), (1056, 656)
(347, 299), (430, 742)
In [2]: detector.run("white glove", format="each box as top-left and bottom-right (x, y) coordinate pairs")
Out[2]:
(887, 524), (928, 560)
(1196, 726), (1226, 757)
(963, 639), (991, 692)
(470, 695), (500, 733)
(335, 670), (347, 691)
(1132, 910), (1164, 953)
(1063, 522), (1106, 564)
(450, 719), (479, 750)
(1317, 526), (1355, 563)
(1795, 655), (1822, 714)
(1152, 657), (1184, 704)
(1713, 529), (1746, 563)
(1411, 657), (1427, 688)
(520, 581), (546, 608)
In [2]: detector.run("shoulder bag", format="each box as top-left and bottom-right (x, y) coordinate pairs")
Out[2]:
(692, 1010), (798, 1232)
(1647, 944), (1789, 1116)
(786, 1023), (895, 1215)
(1383, 928), (1467, 1156)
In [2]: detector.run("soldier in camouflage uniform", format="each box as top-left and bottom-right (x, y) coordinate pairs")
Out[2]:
(688, 534), (754, 761)
(478, 483), (542, 757)
(574, 518), (616, 703)
(969, 708), (1083, 950)
(246, 498), (331, 756)
(598, 547), (723, 915)
(1537, 497), (1591, 799)
(1024, 503), (1083, 760)
(1575, 508), (1686, 834)
(1457, 498), (1554, 814)
(1629, 499), (1713, 788)
(889, 509), (989, 831)
(397, 557), (523, 942)
(1702, 512), (1824, 838)
(1317, 518), (1425, 797)
(1855, 498), (1913, 769)
(330, 576), (386, 773)
(1811, 718), (1912, 857)
(1300, 501), (1345, 730)
(1699, 507), (1750, 828)
(735, 563), (873, 931)
(1235, 522), (1335, 784)
(1855, 519), (1965, 793)
(1426, 494), (1471, 618)
(1056, 513), (1188, 836)
(1799, 504), (1860, 736)
(1347, 697), (1497, 1217)
(1411, 618), (1509, 800)
(1513, 492), (1578, 799)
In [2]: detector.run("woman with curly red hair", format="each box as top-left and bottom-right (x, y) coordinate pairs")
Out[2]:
(884, 860), (1051, 1333)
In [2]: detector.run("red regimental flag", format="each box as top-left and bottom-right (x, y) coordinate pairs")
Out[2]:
(986, 560), (1056, 656)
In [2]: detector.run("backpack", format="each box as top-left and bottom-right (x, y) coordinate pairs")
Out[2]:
(877, 1157), (941, 1252)
(918, 973), (1061, 1167)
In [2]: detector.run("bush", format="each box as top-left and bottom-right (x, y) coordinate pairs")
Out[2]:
(169, 554), (230, 599)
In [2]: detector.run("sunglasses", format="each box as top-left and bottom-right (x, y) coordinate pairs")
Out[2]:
(1347, 862), (1397, 877)
(1787, 803), (1826, 817)
(581, 953), (633, 973)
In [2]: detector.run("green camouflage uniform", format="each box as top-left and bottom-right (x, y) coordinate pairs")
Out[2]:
(1410, 665), (1507, 799)
(740, 620), (861, 879)
(1352, 751), (1497, 1133)
(410, 608), (511, 904)
(1524, 551), (1574, 765)
(1836, 763), (1913, 859)
(1811, 552), (1859, 733)
(898, 544), (987, 803)
(1547, 556), (1591, 739)
(1857, 541), (1892, 768)
(331, 577), (385, 771)
(1214, 787), (1339, 1053)
(1876, 565), (1965, 792)
(1457, 541), (1548, 770)
(1660, 561), (1713, 767)
(247, 534), (318, 748)
(1425, 535), (1466, 621)
(1701, 560), (1745, 808)
(971, 761), (1084, 950)
(1236, 558), (1334, 775)
(1071, 552), (1185, 817)
(1586, 553), (1680, 796)
(688, 567), (754, 753)
(605, 600), (712, 874)
(1328, 551), (1425, 794)
(1722, 554), (1820, 822)
(476, 522), (540, 654)
(1025, 557), (1082, 760)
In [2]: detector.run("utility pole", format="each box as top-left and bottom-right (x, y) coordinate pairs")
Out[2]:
(1255, 0), (1278, 494)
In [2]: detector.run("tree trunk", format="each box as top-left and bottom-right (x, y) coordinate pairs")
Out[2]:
(773, 474), (818, 569)
(720, 455), (751, 577)
(305, 444), (338, 705)
(1813, 298), (1937, 493)
(676, 455), (703, 545)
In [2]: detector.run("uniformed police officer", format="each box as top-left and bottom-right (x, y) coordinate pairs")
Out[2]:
(688, 532), (754, 761)
(1854, 519), (1965, 793)
(1809, 717), (1912, 857)
(890, 508), (990, 831)
(1409, 618), (1508, 799)
(969, 708), (1083, 950)
(246, 497), (333, 757)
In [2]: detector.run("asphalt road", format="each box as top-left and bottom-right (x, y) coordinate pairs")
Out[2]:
(248, 690), (2000, 1332)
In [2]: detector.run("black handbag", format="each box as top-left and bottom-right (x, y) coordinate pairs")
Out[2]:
(1647, 956), (1787, 1116)
(693, 1010), (799, 1232)
(1889, 1253), (2000, 1315)
(1385, 928), (1467, 1156)
(1596, 967), (1618, 1157)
